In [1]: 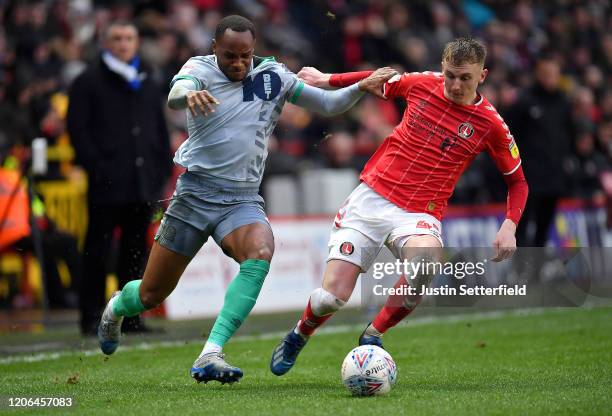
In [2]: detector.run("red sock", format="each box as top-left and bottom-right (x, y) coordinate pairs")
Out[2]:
(371, 275), (421, 334)
(296, 300), (333, 336)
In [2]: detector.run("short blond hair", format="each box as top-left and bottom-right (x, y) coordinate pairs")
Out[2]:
(442, 37), (487, 66)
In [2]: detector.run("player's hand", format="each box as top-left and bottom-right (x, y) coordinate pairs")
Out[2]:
(297, 67), (332, 89)
(491, 219), (517, 262)
(357, 67), (397, 99)
(185, 90), (220, 117)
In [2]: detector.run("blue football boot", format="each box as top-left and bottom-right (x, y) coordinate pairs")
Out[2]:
(190, 352), (243, 384)
(270, 328), (308, 376)
(358, 323), (384, 349)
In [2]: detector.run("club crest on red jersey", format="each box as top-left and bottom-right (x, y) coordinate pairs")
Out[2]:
(457, 122), (474, 139)
(340, 242), (354, 256)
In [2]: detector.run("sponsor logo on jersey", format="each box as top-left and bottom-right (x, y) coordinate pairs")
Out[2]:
(440, 136), (457, 151)
(417, 220), (441, 239)
(340, 242), (354, 256)
(457, 122), (474, 139)
(242, 70), (282, 101)
(416, 220), (432, 230)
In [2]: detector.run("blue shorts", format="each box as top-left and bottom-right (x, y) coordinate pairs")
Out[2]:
(154, 171), (270, 258)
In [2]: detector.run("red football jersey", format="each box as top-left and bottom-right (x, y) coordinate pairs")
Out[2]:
(360, 71), (521, 221)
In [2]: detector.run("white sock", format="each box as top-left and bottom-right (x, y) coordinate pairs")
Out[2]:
(107, 297), (118, 321)
(364, 323), (383, 338)
(199, 341), (222, 357)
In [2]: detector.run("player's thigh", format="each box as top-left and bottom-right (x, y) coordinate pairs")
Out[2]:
(322, 259), (362, 302)
(139, 215), (208, 306)
(326, 227), (382, 301)
(386, 213), (443, 262)
(400, 235), (443, 263)
(219, 220), (274, 263)
(400, 235), (442, 290)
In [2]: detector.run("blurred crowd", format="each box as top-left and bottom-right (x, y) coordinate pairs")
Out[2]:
(0, 0), (611, 205)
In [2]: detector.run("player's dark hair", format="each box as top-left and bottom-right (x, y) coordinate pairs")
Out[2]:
(442, 37), (487, 66)
(215, 15), (256, 40)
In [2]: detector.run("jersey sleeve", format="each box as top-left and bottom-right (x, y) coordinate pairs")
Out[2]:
(276, 63), (305, 104)
(485, 117), (522, 176)
(171, 57), (208, 90)
(329, 71), (373, 87)
(383, 71), (437, 99)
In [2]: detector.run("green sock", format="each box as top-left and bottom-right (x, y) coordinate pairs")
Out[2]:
(208, 259), (270, 347)
(112, 279), (146, 317)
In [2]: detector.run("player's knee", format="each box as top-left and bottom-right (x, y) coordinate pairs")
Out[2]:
(404, 254), (437, 290)
(245, 244), (274, 262)
(310, 287), (346, 316)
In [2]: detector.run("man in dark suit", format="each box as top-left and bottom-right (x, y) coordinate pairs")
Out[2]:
(508, 55), (573, 246)
(67, 21), (172, 335)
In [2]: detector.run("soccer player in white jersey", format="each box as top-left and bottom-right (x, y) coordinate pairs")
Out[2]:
(96, 15), (395, 384)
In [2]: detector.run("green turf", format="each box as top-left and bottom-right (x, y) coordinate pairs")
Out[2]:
(1, 307), (611, 415)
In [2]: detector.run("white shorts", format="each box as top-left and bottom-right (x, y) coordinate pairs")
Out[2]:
(327, 183), (443, 272)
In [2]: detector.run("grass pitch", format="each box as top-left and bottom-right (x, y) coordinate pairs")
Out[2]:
(1, 307), (611, 415)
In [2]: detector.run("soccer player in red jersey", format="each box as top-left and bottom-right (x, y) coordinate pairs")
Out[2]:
(270, 38), (529, 376)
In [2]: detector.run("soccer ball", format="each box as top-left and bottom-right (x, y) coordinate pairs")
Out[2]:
(341, 345), (397, 396)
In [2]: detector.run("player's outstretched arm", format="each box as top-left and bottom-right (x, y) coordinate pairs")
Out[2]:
(168, 79), (219, 117)
(298, 66), (394, 89)
(293, 67), (396, 116)
(297, 67), (332, 89)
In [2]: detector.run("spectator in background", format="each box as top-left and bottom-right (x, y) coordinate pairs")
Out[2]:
(567, 121), (607, 204)
(67, 21), (172, 336)
(315, 129), (364, 172)
(0, 0), (609, 251)
(508, 55), (573, 247)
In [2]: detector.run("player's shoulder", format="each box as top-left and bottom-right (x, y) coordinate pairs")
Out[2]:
(406, 70), (443, 81)
(420, 71), (444, 80)
(478, 97), (514, 141)
(253, 56), (293, 75)
(478, 98), (505, 127)
(388, 70), (443, 87)
(253, 55), (277, 68)
(181, 55), (217, 71)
